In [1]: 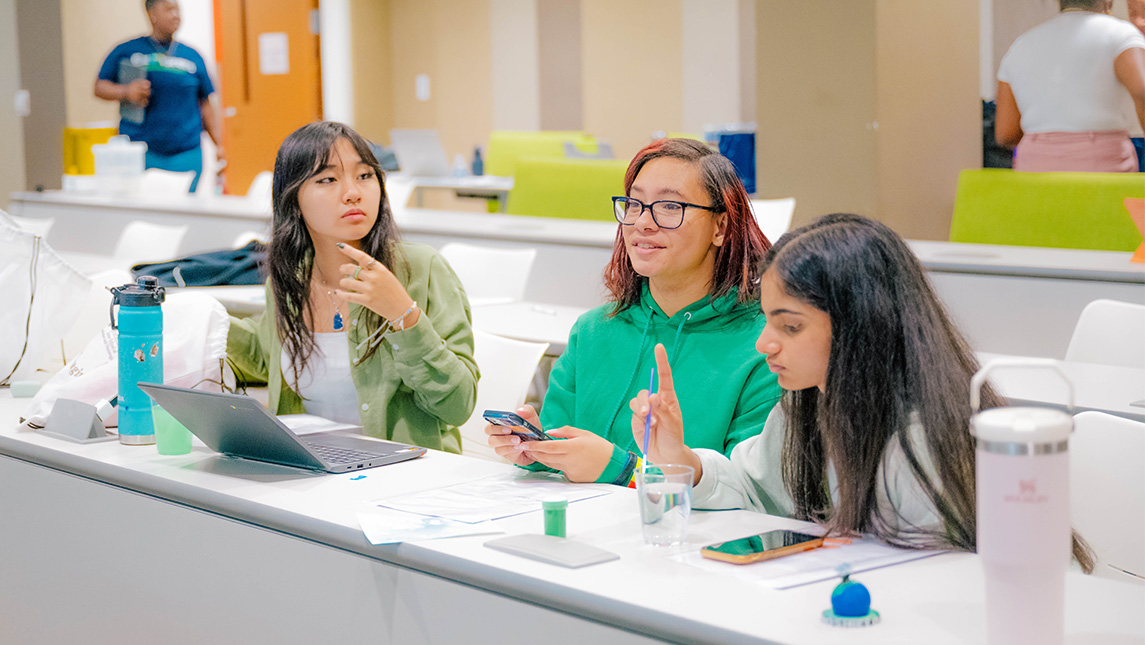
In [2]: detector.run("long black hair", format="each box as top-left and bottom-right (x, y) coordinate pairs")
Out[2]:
(268, 121), (404, 384)
(763, 213), (1093, 570)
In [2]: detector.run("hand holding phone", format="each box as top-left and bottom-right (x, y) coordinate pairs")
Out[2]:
(700, 530), (824, 565)
(483, 409), (552, 441)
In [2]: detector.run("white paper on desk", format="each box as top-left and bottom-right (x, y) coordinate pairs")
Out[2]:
(357, 508), (503, 545)
(672, 537), (943, 589)
(374, 472), (612, 524)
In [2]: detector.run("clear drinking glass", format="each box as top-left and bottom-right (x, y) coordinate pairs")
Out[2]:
(637, 464), (693, 546)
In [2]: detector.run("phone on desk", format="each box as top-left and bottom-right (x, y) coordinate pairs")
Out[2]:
(700, 530), (824, 565)
(483, 409), (552, 441)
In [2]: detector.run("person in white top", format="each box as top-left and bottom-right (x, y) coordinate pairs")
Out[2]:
(630, 214), (1096, 569)
(996, 0), (1145, 172)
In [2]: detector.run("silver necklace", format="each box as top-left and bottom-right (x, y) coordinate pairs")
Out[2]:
(314, 271), (345, 331)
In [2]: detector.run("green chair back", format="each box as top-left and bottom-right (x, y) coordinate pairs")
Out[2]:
(950, 169), (1145, 251)
(506, 157), (629, 222)
(485, 131), (599, 177)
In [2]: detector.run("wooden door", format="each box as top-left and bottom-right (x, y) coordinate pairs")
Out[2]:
(214, 0), (321, 195)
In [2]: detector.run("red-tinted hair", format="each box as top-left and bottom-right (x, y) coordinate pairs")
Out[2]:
(603, 138), (770, 313)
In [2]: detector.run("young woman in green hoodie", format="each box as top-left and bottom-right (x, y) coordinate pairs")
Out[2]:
(485, 138), (782, 485)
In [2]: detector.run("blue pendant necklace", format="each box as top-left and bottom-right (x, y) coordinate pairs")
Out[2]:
(315, 272), (345, 331)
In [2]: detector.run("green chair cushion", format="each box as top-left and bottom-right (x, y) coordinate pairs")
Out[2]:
(506, 157), (629, 222)
(485, 131), (598, 177)
(950, 169), (1145, 251)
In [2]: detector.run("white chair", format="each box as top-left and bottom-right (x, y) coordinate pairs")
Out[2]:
(140, 168), (196, 195)
(439, 242), (537, 304)
(231, 231), (268, 248)
(112, 221), (189, 265)
(459, 330), (549, 462)
(58, 268), (134, 363)
(750, 197), (796, 244)
(246, 170), (274, 213)
(1070, 411), (1145, 583)
(1065, 299), (1145, 368)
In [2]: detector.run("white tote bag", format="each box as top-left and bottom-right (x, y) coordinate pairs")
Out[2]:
(0, 219), (91, 384)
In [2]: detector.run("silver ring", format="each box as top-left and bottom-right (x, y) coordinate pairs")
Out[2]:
(365, 259), (378, 269)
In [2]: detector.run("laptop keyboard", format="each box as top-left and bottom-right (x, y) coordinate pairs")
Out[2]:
(307, 442), (379, 464)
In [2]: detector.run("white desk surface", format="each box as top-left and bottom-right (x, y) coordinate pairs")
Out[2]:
(978, 353), (1145, 422)
(908, 240), (1145, 284)
(13, 190), (1143, 280)
(1, 391), (1141, 644)
(470, 301), (587, 353)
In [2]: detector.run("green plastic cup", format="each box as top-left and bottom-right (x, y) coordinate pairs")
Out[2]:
(153, 404), (192, 455)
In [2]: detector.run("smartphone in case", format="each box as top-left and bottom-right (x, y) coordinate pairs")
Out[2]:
(483, 409), (552, 441)
(700, 530), (824, 565)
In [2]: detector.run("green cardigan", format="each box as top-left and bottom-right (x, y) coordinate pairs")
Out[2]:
(227, 242), (478, 453)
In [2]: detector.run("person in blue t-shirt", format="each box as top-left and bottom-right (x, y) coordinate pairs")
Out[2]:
(94, 0), (223, 192)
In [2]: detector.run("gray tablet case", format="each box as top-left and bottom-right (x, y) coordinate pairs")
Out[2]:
(484, 534), (619, 568)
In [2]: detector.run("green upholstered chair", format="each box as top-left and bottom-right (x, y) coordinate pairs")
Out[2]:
(950, 169), (1145, 251)
(484, 131), (599, 178)
(506, 157), (628, 222)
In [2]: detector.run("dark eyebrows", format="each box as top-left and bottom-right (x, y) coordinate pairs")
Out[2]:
(766, 308), (805, 317)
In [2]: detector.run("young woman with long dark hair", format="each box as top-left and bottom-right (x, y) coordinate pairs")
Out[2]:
(632, 213), (1093, 568)
(227, 121), (478, 452)
(486, 138), (781, 485)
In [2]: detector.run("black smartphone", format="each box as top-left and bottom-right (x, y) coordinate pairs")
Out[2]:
(482, 409), (552, 441)
(700, 530), (824, 565)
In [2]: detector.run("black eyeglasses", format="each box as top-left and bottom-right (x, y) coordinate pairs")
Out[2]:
(612, 196), (718, 229)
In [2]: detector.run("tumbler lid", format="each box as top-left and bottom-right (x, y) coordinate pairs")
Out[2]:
(970, 407), (1072, 444)
(111, 276), (166, 307)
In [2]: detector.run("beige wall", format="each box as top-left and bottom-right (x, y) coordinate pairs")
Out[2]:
(876, 0), (981, 240)
(755, 0), (878, 224)
(0, 0), (27, 205)
(581, 0), (682, 159)
(350, 0), (393, 144)
(61, 0), (147, 127)
(538, 0), (582, 131)
(388, 0), (493, 161)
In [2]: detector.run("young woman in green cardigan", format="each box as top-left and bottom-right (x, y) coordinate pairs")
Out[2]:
(227, 122), (478, 453)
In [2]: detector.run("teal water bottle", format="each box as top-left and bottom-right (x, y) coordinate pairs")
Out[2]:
(110, 276), (165, 445)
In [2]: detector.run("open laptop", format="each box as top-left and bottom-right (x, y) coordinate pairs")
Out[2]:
(138, 383), (426, 473)
(389, 129), (451, 177)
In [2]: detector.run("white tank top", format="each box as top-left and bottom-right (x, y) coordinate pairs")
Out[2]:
(282, 332), (362, 426)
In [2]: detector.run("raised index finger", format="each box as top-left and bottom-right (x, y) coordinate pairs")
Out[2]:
(334, 242), (374, 266)
(653, 343), (678, 404)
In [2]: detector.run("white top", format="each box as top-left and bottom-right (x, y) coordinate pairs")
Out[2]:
(281, 332), (362, 426)
(692, 405), (942, 542)
(998, 12), (1145, 133)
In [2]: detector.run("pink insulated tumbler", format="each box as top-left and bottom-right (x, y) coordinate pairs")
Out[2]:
(970, 360), (1073, 645)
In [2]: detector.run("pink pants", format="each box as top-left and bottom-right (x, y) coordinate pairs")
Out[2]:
(1014, 130), (1138, 173)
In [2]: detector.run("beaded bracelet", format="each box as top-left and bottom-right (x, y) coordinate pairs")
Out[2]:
(355, 301), (419, 351)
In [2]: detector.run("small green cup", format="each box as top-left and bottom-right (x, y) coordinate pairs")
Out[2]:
(153, 404), (192, 455)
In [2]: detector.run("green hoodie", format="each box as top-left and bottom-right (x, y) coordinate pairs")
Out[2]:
(538, 283), (781, 485)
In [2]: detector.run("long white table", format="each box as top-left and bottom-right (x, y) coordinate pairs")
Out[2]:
(11, 190), (1145, 354)
(978, 353), (1145, 422)
(1, 392), (1141, 644)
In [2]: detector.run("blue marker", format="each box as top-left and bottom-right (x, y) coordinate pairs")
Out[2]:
(642, 366), (655, 464)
